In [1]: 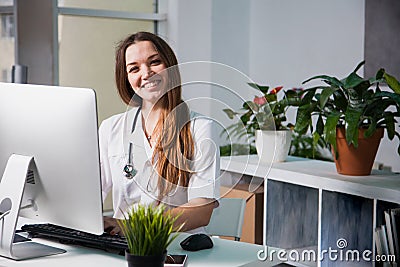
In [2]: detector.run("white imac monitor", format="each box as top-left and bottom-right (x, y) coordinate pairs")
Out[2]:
(0, 82), (104, 260)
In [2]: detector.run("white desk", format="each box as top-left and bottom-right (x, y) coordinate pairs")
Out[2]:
(0, 221), (275, 267)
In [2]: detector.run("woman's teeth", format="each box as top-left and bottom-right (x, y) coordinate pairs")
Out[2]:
(142, 80), (160, 89)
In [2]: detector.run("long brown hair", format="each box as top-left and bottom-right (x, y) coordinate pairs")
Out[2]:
(115, 32), (195, 199)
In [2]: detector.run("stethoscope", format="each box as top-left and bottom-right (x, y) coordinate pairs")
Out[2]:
(122, 106), (182, 197)
(123, 107), (141, 179)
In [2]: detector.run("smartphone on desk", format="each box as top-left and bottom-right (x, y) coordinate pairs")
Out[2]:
(164, 254), (187, 267)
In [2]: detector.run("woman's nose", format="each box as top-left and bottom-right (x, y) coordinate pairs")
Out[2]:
(142, 66), (153, 79)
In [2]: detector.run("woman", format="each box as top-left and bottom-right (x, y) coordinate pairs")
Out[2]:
(99, 32), (220, 235)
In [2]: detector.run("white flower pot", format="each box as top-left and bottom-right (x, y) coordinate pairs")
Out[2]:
(255, 130), (292, 163)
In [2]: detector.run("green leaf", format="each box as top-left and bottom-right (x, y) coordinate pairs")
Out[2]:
(376, 68), (385, 80)
(364, 118), (377, 138)
(303, 75), (343, 88)
(332, 89), (348, 111)
(265, 93), (277, 103)
(353, 80), (372, 97)
(344, 108), (363, 147)
(384, 73), (400, 94)
(284, 89), (297, 99)
(319, 87), (337, 109)
(240, 112), (251, 125)
(347, 88), (365, 110)
(223, 122), (247, 139)
(294, 104), (314, 134)
(312, 132), (321, 158)
(248, 83), (269, 93)
(353, 60), (365, 73)
(222, 109), (237, 119)
(384, 113), (395, 140)
(375, 91), (400, 105)
(342, 72), (366, 90)
(316, 115), (324, 136)
(243, 101), (258, 112)
(299, 86), (319, 101)
(323, 113), (341, 148)
(284, 90), (303, 106)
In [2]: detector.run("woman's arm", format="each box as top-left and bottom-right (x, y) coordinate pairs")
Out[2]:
(167, 117), (220, 231)
(104, 198), (218, 235)
(167, 197), (218, 231)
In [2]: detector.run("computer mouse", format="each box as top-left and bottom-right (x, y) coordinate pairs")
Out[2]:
(180, 233), (213, 251)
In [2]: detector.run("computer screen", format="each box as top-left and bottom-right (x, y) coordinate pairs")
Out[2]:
(0, 82), (103, 236)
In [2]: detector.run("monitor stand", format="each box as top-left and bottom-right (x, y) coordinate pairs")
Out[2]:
(0, 154), (66, 260)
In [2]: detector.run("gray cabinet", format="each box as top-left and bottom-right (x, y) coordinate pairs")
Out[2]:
(220, 155), (400, 266)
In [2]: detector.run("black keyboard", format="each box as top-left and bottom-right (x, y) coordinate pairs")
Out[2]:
(21, 223), (127, 255)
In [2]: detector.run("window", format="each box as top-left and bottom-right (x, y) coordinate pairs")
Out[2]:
(57, 0), (161, 124)
(58, 0), (154, 12)
(0, 0), (13, 5)
(1, 14), (13, 38)
(0, 12), (14, 82)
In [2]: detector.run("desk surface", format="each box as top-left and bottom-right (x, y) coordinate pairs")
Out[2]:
(0, 229), (273, 267)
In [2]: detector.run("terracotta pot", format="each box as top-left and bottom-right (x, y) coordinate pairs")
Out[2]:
(125, 250), (167, 267)
(333, 127), (384, 176)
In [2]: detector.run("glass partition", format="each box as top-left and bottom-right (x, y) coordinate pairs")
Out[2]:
(57, 0), (155, 124)
(0, 13), (14, 82)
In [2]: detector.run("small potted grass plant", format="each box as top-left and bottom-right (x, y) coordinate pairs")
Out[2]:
(118, 204), (183, 267)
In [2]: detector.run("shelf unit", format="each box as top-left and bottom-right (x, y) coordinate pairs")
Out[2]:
(220, 155), (400, 267)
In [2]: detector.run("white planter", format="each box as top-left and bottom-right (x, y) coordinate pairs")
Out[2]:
(255, 130), (292, 163)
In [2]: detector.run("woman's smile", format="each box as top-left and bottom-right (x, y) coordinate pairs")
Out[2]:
(141, 79), (161, 91)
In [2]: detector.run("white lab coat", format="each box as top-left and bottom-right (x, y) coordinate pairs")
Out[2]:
(99, 107), (220, 228)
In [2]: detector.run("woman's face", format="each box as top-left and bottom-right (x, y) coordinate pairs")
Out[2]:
(125, 41), (167, 105)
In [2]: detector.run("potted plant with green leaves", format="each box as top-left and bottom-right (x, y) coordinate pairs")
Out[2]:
(294, 61), (400, 175)
(223, 84), (302, 163)
(118, 204), (183, 267)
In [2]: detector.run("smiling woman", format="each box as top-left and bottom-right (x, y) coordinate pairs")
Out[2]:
(101, 32), (220, 238)
(125, 41), (167, 111)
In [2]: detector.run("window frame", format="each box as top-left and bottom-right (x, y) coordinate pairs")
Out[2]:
(1, 1), (164, 85)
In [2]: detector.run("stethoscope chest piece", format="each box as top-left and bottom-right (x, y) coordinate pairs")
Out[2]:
(124, 164), (137, 179)
(124, 107), (141, 180)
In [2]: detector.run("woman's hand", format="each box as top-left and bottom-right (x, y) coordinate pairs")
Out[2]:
(103, 216), (123, 236)
(168, 198), (217, 231)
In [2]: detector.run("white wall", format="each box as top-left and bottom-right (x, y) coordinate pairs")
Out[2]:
(163, 0), (399, 172)
(161, 0), (213, 117)
(249, 0), (365, 87)
(163, 0), (255, 146)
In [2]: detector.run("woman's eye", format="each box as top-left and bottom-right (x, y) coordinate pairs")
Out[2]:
(128, 66), (139, 73)
(151, 59), (161, 65)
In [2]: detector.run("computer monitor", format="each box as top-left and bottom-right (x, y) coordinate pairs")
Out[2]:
(0, 82), (103, 260)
